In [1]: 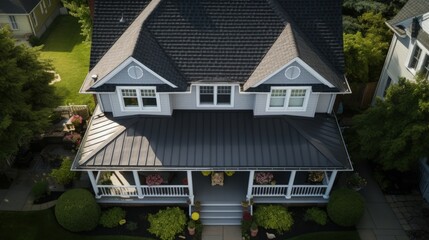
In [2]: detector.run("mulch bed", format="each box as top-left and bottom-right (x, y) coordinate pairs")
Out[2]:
(33, 191), (64, 204)
(76, 206), (352, 240)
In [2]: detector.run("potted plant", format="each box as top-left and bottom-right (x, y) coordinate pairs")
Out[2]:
(250, 222), (258, 237)
(225, 171), (235, 176)
(145, 173), (163, 185)
(308, 171), (324, 183)
(347, 172), (367, 191)
(255, 172), (274, 185)
(201, 171), (212, 176)
(187, 220), (196, 236)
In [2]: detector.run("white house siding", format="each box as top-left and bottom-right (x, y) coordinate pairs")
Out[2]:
(109, 91), (172, 117)
(315, 94), (334, 113)
(0, 15), (32, 38)
(104, 62), (167, 85)
(421, 13), (429, 33)
(261, 61), (323, 85)
(253, 93), (319, 117)
(170, 85), (254, 110)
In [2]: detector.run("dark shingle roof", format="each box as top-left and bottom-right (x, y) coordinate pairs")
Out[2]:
(0, 0), (40, 14)
(85, 0), (348, 93)
(74, 110), (351, 170)
(388, 0), (429, 27)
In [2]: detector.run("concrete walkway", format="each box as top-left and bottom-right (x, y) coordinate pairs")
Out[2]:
(355, 162), (410, 240)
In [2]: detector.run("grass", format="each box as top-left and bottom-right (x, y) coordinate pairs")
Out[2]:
(0, 209), (155, 240)
(39, 15), (94, 109)
(288, 231), (361, 240)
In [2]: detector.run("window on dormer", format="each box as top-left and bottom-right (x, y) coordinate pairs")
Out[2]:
(422, 55), (429, 80)
(197, 85), (233, 107)
(409, 46), (422, 69)
(267, 87), (310, 111)
(118, 87), (160, 111)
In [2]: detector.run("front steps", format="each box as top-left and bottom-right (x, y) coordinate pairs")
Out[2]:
(198, 204), (243, 225)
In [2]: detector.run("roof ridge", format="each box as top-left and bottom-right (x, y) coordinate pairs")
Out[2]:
(282, 117), (344, 167)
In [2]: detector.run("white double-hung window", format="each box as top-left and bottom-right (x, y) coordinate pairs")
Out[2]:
(267, 87), (310, 111)
(197, 85), (234, 107)
(118, 87), (160, 111)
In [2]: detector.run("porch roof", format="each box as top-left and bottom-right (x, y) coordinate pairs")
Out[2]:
(73, 110), (352, 171)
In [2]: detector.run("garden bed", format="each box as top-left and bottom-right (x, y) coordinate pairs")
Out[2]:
(33, 191), (64, 204)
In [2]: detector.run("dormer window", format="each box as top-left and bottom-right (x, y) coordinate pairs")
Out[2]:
(409, 45), (422, 69)
(118, 87), (160, 111)
(422, 55), (429, 80)
(197, 85), (234, 107)
(267, 87), (310, 111)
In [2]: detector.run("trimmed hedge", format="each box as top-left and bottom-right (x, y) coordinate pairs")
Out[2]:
(99, 207), (126, 228)
(55, 188), (100, 232)
(254, 205), (294, 234)
(327, 188), (365, 227)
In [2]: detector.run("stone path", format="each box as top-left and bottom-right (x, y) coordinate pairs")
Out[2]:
(202, 226), (242, 240)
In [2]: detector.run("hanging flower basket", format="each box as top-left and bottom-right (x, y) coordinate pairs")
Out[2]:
(225, 171), (235, 176)
(201, 171), (212, 176)
(255, 172), (274, 185)
(308, 171), (324, 183)
(145, 174), (163, 185)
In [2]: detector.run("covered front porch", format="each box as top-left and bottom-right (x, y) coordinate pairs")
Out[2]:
(85, 169), (339, 205)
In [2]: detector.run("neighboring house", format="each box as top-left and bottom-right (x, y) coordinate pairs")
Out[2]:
(374, 0), (429, 100)
(74, 0), (352, 225)
(0, 0), (61, 38)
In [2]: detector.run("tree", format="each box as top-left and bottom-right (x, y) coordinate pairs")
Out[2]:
(62, 0), (92, 42)
(352, 76), (429, 171)
(0, 26), (60, 165)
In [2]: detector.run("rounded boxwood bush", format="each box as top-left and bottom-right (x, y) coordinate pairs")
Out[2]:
(254, 205), (294, 233)
(148, 207), (186, 240)
(327, 188), (365, 227)
(99, 207), (126, 228)
(55, 188), (100, 232)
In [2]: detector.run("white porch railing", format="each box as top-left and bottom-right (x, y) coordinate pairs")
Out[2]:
(252, 185), (327, 197)
(96, 185), (189, 198)
(252, 185), (288, 196)
(97, 185), (138, 197)
(140, 185), (189, 197)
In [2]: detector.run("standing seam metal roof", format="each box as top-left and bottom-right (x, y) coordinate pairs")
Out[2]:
(74, 111), (352, 170)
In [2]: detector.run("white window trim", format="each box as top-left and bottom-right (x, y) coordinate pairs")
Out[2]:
(40, 0), (47, 14)
(266, 86), (311, 112)
(196, 84), (235, 108)
(8, 16), (18, 30)
(406, 41), (428, 76)
(117, 86), (161, 112)
(47, 0), (51, 7)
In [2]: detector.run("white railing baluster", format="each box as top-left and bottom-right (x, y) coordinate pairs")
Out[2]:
(252, 185), (328, 197)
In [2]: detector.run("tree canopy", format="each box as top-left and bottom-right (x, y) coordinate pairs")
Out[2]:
(0, 27), (60, 164)
(352, 76), (429, 171)
(62, 0), (92, 42)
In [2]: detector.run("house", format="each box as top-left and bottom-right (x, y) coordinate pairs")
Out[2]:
(374, 0), (429, 99)
(73, 0), (352, 225)
(0, 0), (61, 39)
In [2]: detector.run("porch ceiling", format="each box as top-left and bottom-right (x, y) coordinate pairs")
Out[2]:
(73, 110), (351, 171)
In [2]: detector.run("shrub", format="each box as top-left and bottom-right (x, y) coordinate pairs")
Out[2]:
(99, 207), (126, 228)
(327, 188), (365, 227)
(126, 221), (138, 231)
(304, 207), (328, 225)
(32, 180), (49, 201)
(27, 34), (41, 46)
(50, 157), (77, 185)
(55, 188), (100, 232)
(254, 205), (294, 234)
(148, 207), (186, 240)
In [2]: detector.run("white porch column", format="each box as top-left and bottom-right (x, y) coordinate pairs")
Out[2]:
(132, 171), (144, 199)
(87, 171), (101, 199)
(323, 170), (338, 199)
(246, 170), (255, 200)
(187, 171), (194, 205)
(285, 170), (297, 199)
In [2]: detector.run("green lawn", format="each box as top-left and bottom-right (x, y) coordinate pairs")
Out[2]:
(40, 15), (94, 109)
(0, 209), (154, 240)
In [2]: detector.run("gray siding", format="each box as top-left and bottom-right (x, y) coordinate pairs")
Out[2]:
(170, 85), (254, 110)
(110, 91), (172, 117)
(253, 93), (319, 117)
(315, 94), (333, 113)
(262, 61), (323, 85)
(105, 62), (168, 85)
(99, 94), (113, 112)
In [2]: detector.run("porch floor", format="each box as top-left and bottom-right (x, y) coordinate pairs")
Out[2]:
(193, 171), (249, 204)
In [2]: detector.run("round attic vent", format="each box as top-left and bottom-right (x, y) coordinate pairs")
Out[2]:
(284, 66), (301, 80)
(128, 66), (144, 79)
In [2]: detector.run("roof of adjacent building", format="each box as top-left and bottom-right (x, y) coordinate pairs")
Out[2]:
(83, 0), (349, 93)
(388, 0), (429, 26)
(0, 0), (40, 14)
(73, 110), (352, 171)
